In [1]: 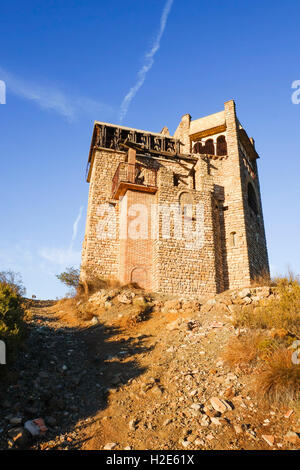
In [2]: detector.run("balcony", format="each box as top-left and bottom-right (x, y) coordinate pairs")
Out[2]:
(112, 162), (158, 199)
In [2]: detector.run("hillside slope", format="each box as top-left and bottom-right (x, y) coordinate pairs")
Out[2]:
(1, 286), (299, 450)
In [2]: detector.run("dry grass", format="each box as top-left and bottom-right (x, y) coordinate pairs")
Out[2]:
(224, 331), (300, 407)
(250, 269), (274, 287)
(233, 277), (300, 337)
(222, 331), (265, 370)
(52, 296), (90, 320)
(49, 296), (101, 326)
(228, 277), (300, 406)
(222, 329), (292, 368)
(254, 348), (300, 406)
(78, 266), (121, 297)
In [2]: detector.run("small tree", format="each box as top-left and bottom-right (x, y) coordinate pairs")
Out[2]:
(0, 270), (26, 297)
(56, 267), (80, 289)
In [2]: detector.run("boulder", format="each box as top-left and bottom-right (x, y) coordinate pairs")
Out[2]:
(117, 292), (134, 304)
(238, 288), (251, 299)
(284, 431), (300, 445)
(103, 442), (117, 450)
(262, 434), (275, 446)
(166, 319), (183, 331)
(163, 299), (182, 312)
(254, 286), (271, 298)
(210, 397), (232, 413)
(181, 300), (200, 312)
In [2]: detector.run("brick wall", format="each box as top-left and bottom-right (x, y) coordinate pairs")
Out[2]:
(119, 190), (155, 290)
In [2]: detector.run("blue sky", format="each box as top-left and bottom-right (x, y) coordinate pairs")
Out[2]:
(0, 0), (299, 298)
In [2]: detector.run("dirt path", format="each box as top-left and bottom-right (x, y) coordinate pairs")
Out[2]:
(0, 298), (299, 450)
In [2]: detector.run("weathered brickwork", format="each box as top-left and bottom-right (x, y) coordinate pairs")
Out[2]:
(81, 100), (269, 297)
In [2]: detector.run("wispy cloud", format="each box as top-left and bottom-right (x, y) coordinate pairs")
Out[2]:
(39, 205), (84, 267)
(0, 245), (34, 272)
(38, 247), (81, 267)
(0, 67), (113, 121)
(0, 216), (83, 296)
(70, 205), (84, 251)
(119, 0), (174, 122)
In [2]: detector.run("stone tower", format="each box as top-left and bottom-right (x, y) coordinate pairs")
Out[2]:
(81, 100), (269, 297)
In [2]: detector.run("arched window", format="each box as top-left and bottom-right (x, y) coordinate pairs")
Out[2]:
(193, 141), (206, 154)
(193, 141), (200, 154)
(248, 182), (258, 215)
(204, 139), (215, 155)
(216, 135), (227, 156)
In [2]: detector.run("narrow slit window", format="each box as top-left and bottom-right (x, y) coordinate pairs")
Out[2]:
(230, 231), (237, 247)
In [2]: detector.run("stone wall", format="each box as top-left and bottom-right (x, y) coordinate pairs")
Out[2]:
(152, 159), (219, 297)
(81, 148), (124, 282)
(81, 100), (270, 297)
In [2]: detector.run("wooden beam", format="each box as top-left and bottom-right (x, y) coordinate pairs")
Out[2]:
(121, 140), (197, 163)
(189, 124), (226, 141)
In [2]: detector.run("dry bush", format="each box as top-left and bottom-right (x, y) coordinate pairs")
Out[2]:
(250, 269), (275, 287)
(233, 277), (300, 337)
(254, 348), (300, 406)
(78, 266), (120, 298)
(0, 282), (27, 376)
(222, 331), (265, 370)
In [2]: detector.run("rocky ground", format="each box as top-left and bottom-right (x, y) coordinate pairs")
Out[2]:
(0, 287), (299, 450)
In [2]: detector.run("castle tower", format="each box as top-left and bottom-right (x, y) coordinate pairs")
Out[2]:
(81, 100), (269, 296)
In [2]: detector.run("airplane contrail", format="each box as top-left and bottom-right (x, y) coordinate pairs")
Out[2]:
(70, 205), (84, 250)
(119, 0), (174, 122)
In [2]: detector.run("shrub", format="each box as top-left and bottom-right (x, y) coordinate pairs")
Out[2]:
(250, 269), (274, 287)
(0, 270), (26, 297)
(56, 267), (80, 289)
(257, 336), (280, 361)
(254, 348), (300, 406)
(78, 265), (120, 297)
(0, 282), (26, 373)
(233, 277), (300, 337)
